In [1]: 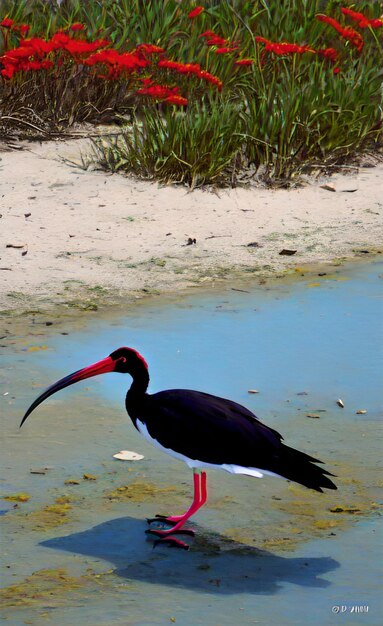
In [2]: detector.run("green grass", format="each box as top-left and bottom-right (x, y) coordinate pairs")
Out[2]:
(89, 98), (246, 187)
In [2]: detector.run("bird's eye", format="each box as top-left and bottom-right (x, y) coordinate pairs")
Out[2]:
(118, 356), (127, 364)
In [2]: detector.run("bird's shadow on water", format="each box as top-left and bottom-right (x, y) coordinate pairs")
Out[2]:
(41, 516), (339, 595)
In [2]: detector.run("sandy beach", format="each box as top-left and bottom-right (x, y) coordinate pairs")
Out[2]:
(0, 138), (382, 315)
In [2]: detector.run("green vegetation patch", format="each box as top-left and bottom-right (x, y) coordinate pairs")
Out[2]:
(106, 480), (179, 503)
(0, 1), (381, 184)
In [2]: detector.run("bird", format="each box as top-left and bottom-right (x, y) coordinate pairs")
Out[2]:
(21, 346), (337, 550)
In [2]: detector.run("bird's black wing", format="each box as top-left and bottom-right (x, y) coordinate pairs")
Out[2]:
(139, 388), (337, 492)
(142, 389), (285, 468)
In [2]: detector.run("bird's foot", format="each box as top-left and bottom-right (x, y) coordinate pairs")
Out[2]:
(146, 518), (195, 550)
(146, 527), (194, 551)
(145, 528), (195, 539)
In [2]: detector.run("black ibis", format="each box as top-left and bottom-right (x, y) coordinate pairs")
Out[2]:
(21, 346), (337, 550)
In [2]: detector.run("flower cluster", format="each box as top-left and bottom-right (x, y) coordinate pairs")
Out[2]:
(1, 17), (30, 35)
(0, 17), (13, 28)
(0, 17), (224, 106)
(135, 44), (165, 57)
(316, 15), (364, 53)
(137, 82), (188, 106)
(158, 59), (223, 91)
(0, 32), (111, 79)
(256, 37), (315, 56)
(341, 7), (383, 29)
(1, 1), (379, 115)
(199, 30), (240, 55)
(255, 36), (342, 72)
(203, 34), (227, 47)
(83, 49), (149, 79)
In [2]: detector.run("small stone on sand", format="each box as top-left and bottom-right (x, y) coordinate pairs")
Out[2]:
(113, 450), (144, 461)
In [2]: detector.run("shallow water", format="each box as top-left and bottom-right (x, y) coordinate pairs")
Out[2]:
(1, 261), (382, 625)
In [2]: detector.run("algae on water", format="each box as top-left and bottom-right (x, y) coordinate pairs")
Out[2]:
(106, 480), (178, 503)
(2, 493), (31, 502)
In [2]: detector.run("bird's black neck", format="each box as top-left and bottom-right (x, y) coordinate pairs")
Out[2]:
(125, 368), (149, 428)
(125, 364), (150, 423)
(128, 364), (150, 396)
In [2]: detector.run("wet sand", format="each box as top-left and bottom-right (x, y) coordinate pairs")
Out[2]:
(1, 260), (382, 625)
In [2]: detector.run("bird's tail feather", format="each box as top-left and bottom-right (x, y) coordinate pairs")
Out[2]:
(275, 444), (337, 492)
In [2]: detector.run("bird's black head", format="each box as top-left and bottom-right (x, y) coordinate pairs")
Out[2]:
(20, 346), (149, 427)
(109, 347), (149, 374)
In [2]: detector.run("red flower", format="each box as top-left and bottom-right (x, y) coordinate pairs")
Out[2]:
(214, 46), (237, 54)
(199, 30), (215, 38)
(137, 84), (179, 99)
(256, 37), (314, 56)
(158, 59), (223, 91)
(63, 38), (110, 57)
(197, 69), (223, 91)
(316, 15), (364, 52)
(40, 59), (54, 70)
(1, 66), (15, 78)
(50, 32), (70, 47)
(84, 49), (120, 66)
(70, 23), (85, 31)
(23, 59), (52, 71)
(341, 8), (365, 22)
(2, 48), (33, 66)
(370, 19), (383, 28)
(206, 35), (228, 47)
(341, 8), (383, 29)
(255, 36), (268, 45)
(135, 43), (165, 57)
(137, 84), (187, 106)
(234, 58), (253, 66)
(164, 95), (188, 106)
(19, 24), (30, 36)
(158, 59), (199, 74)
(333, 66), (341, 74)
(117, 52), (150, 71)
(317, 47), (338, 63)
(84, 48), (148, 78)
(19, 37), (56, 55)
(1, 17), (13, 29)
(188, 6), (204, 19)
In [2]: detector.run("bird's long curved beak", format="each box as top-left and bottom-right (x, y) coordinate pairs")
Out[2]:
(20, 355), (115, 428)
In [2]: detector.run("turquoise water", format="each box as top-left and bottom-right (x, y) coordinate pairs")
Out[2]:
(26, 261), (383, 418)
(1, 261), (382, 625)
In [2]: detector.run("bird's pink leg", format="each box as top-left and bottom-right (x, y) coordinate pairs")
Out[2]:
(166, 470), (201, 523)
(146, 471), (208, 547)
(200, 470), (207, 506)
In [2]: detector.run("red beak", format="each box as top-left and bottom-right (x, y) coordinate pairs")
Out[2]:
(20, 356), (115, 427)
